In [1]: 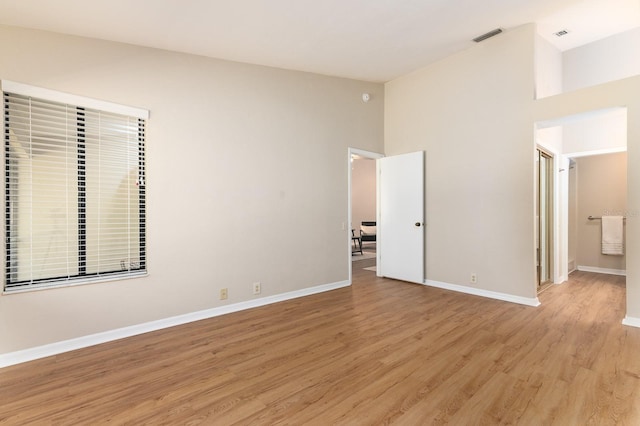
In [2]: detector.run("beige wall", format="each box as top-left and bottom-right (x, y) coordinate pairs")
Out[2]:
(385, 23), (640, 321)
(563, 108), (627, 154)
(0, 25), (384, 354)
(385, 25), (538, 298)
(351, 158), (376, 234)
(575, 153), (627, 271)
(564, 27), (640, 93)
(535, 35), (563, 99)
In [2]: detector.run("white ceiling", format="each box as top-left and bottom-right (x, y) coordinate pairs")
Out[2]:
(0, 0), (638, 82)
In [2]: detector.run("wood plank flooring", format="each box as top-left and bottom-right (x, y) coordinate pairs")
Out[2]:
(1, 264), (639, 425)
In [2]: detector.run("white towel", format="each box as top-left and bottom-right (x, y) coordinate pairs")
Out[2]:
(602, 216), (624, 255)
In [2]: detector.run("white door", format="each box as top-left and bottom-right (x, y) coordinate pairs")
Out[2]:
(378, 151), (425, 284)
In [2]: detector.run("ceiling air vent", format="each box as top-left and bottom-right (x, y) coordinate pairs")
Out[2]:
(473, 28), (503, 43)
(554, 30), (569, 37)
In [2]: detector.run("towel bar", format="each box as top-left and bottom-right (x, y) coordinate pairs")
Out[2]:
(588, 216), (626, 220)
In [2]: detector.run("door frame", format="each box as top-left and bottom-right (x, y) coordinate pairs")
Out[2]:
(536, 146), (554, 289)
(534, 138), (564, 290)
(348, 147), (384, 284)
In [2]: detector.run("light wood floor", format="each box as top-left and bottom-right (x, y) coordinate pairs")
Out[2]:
(1, 264), (639, 425)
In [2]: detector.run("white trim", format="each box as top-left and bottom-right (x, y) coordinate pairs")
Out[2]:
(0, 279), (350, 368)
(536, 107), (626, 129)
(1, 80), (149, 119)
(577, 265), (626, 276)
(565, 146), (626, 158)
(424, 279), (541, 307)
(622, 316), (640, 328)
(556, 156), (569, 285)
(350, 148), (384, 160)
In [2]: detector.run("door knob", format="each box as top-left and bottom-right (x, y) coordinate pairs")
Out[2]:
(415, 222), (422, 227)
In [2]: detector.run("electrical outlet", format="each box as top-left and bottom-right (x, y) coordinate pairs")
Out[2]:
(470, 273), (477, 284)
(253, 282), (261, 295)
(220, 288), (228, 300)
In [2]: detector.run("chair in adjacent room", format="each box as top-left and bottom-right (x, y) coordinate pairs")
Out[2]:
(360, 221), (376, 245)
(351, 229), (363, 255)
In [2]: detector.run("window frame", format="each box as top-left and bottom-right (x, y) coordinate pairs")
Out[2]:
(2, 81), (149, 293)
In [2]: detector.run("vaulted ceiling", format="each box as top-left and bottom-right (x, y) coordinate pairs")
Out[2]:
(0, 0), (638, 82)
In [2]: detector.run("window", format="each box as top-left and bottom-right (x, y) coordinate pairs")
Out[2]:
(3, 81), (148, 292)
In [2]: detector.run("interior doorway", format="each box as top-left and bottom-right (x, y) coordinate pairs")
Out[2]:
(348, 148), (383, 283)
(535, 107), (627, 295)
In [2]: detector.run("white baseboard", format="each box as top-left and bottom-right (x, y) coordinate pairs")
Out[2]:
(554, 275), (568, 285)
(622, 316), (640, 328)
(424, 280), (540, 307)
(577, 266), (626, 276)
(0, 280), (350, 368)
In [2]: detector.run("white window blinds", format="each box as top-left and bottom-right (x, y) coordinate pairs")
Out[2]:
(3, 87), (147, 292)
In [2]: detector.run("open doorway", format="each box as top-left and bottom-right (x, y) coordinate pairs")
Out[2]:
(535, 107), (627, 295)
(568, 152), (627, 276)
(348, 148), (383, 282)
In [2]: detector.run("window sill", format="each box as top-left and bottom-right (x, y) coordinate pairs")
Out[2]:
(2, 271), (148, 295)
